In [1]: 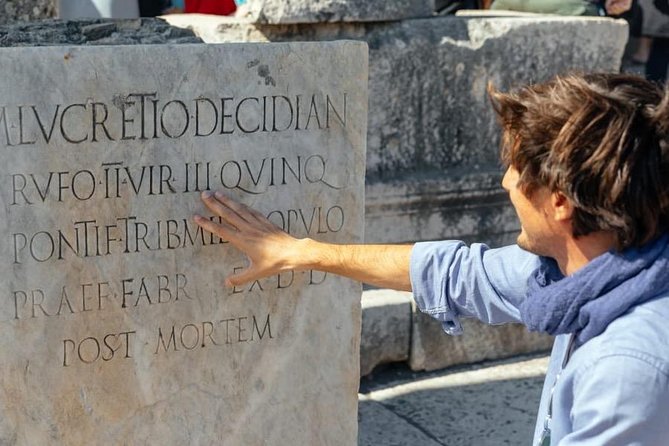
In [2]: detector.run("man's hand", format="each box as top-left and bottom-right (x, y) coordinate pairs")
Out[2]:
(605, 0), (632, 15)
(193, 191), (414, 291)
(194, 191), (307, 287)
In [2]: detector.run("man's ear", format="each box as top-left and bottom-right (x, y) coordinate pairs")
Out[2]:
(551, 191), (574, 222)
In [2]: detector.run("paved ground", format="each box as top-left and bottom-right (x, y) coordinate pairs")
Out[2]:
(358, 354), (550, 446)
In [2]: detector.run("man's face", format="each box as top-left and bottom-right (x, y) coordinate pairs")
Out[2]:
(502, 166), (560, 257)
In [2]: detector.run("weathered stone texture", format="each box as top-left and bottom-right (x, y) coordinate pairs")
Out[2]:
(237, 0), (435, 24)
(410, 311), (554, 372)
(360, 290), (412, 376)
(0, 41), (367, 445)
(0, 0), (56, 24)
(364, 169), (519, 246)
(0, 18), (201, 46)
(359, 288), (553, 376)
(165, 15), (627, 177)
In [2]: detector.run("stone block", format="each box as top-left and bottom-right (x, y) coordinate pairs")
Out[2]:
(236, 0), (435, 24)
(410, 309), (554, 372)
(165, 15), (628, 245)
(360, 289), (412, 376)
(364, 169), (520, 245)
(0, 41), (367, 445)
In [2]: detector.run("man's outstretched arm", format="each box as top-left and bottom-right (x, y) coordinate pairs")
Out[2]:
(193, 191), (414, 291)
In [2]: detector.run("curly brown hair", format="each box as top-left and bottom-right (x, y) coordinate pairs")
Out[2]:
(488, 73), (669, 250)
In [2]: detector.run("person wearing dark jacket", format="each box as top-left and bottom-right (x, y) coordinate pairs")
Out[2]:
(645, 0), (669, 82)
(138, 0), (170, 16)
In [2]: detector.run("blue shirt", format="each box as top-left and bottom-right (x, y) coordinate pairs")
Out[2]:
(410, 241), (669, 445)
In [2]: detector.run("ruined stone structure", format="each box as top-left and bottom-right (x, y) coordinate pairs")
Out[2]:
(0, 4), (630, 375)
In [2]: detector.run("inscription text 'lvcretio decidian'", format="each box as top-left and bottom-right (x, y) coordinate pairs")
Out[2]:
(0, 92), (347, 147)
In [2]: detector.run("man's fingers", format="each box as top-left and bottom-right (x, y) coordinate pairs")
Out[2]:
(212, 191), (266, 225)
(201, 191), (249, 229)
(193, 214), (236, 240)
(213, 191), (278, 231)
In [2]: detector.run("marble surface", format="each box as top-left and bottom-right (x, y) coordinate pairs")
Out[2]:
(0, 42), (367, 445)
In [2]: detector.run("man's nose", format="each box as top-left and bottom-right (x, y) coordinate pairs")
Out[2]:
(501, 167), (512, 192)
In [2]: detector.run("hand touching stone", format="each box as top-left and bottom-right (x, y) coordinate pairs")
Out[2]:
(194, 191), (414, 291)
(193, 191), (308, 287)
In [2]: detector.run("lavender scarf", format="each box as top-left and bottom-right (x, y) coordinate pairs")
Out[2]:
(520, 233), (669, 345)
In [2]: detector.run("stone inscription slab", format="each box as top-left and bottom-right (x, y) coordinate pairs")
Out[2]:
(0, 42), (367, 445)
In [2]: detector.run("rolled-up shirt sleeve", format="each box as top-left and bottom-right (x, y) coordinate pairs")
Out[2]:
(410, 241), (541, 335)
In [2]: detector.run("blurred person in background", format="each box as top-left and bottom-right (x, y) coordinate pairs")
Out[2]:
(180, 0), (236, 15)
(639, 0), (669, 82)
(138, 0), (170, 16)
(490, 0), (632, 16)
(138, 0), (236, 16)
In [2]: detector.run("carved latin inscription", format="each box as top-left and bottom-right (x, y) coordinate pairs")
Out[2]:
(0, 43), (366, 445)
